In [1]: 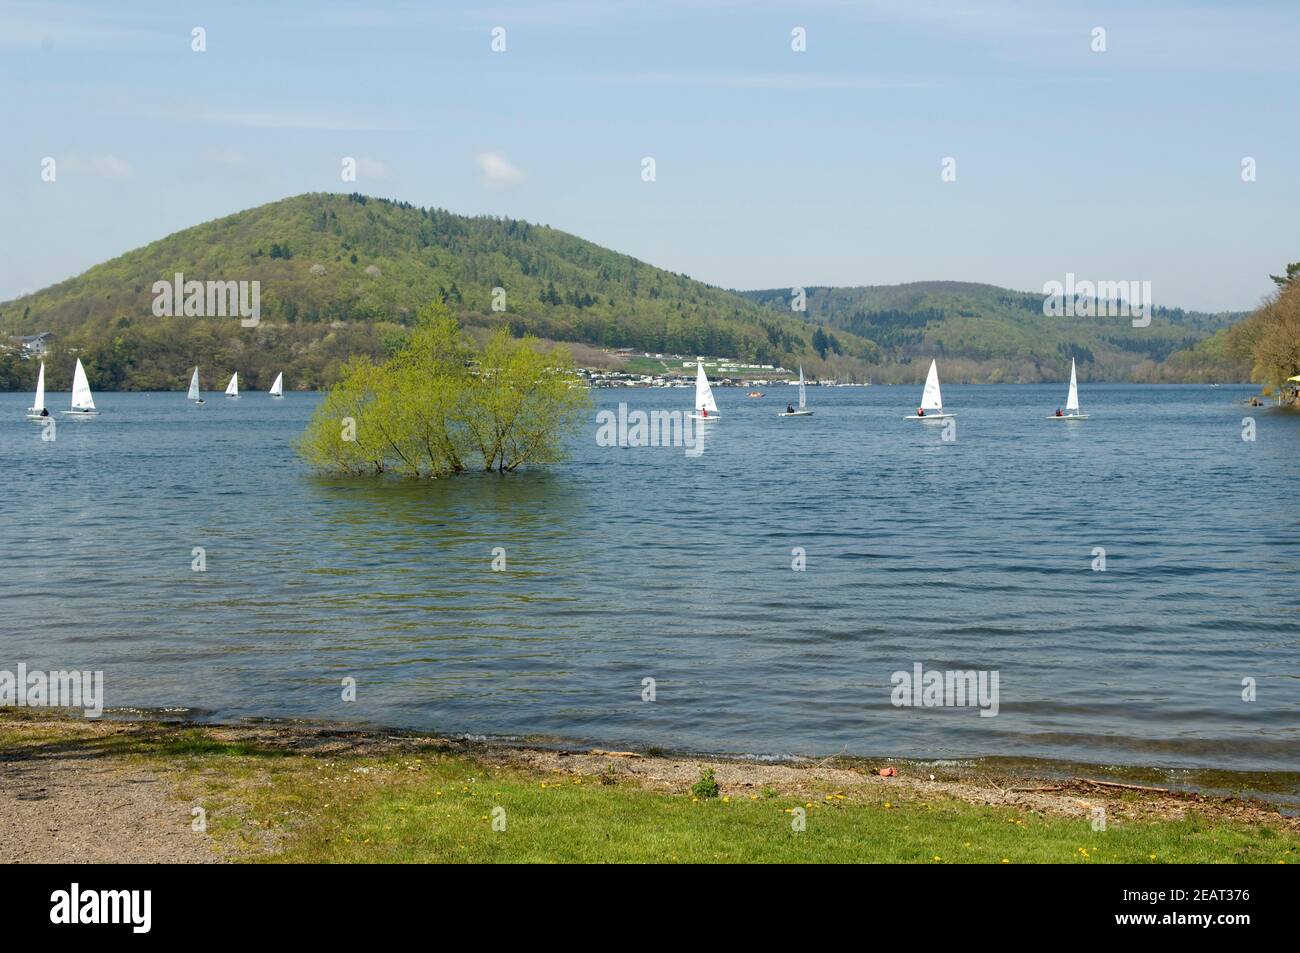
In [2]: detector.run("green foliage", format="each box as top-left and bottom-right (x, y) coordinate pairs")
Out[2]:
(1269, 262), (1300, 288)
(690, 768), (720, 800)
(1, 192), (835, 390)
(297, 304), (591, 477)
(1228, 276), (1300, 392)
(742, 282), (1247, 383)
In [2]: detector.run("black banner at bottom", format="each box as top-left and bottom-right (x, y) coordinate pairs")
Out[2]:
(0, 863), (1282, 937)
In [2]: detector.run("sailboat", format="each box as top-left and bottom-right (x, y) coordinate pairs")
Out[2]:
(904, 359), (953, 420)
(25, 362), (48, 420)
(188, 366), (205, 405)
(688, 360), (720, 421)
(225, 372), (240, 399)
(778, 366), (814, 417)
(61, 358), (100, 417)
(269, 372), (284, 398)
(1049, 358), (1089, 420)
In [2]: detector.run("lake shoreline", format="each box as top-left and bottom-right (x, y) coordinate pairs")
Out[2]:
(3, 709), (1297, 864)
(83, 706), (1300, 805)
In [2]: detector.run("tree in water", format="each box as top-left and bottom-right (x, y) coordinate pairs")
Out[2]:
(298, 301), (591, 477)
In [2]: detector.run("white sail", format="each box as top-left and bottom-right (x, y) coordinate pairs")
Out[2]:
(225, 372), (239, 397)
(31, 362), (46, 412)
(269, 372), (284, 397)
(188, 366), (201, 401)
(920, 359), (943, 411)
(798, 366), (806, 409)
(71, 358), (95, 411)
(1066, 358), (1080, 413)
(694, 361), (718, 415)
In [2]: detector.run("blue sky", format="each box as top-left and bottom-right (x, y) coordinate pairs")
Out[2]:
(2, 0), (1297, 311)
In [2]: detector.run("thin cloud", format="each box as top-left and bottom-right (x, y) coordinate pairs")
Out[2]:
(475, 152), (523, 187)
(0, 1), (171, 49)
(178, 108), (418, 132)
(61, 154), (133, 178)
(627, 71), (942, 90)
(92, 155), (132, 178)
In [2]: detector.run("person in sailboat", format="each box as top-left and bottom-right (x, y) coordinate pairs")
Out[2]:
(787, 402), (795, 414)
(39, 408), (49, 417)
(916, 406), (925, 417)
(700, 407), (708, 418)
(1055, 408), (1063, 417)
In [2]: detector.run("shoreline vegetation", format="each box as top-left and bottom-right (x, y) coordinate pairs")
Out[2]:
(2, 710), (1295, 864)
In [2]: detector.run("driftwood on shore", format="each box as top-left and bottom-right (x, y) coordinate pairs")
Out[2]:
(1073, 777), (1170, 794)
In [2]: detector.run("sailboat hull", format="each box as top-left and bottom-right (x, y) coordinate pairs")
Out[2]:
(25, 413), (47, 420)
(778, 411), (813, 417)
(688, 413), (720, 421)
(904, 413), (954, 420)
(60, 410), (100, 417)
(1047, 414), (1089, 420)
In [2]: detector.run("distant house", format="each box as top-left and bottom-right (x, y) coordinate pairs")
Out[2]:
(19, 332), (51, 358)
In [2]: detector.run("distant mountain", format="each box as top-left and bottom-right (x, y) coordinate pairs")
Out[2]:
(739, 282), (1249, 383)
(0, 194), (1252, 391)
(0, 192), (851, 391)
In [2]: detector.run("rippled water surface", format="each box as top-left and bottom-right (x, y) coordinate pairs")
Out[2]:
(2, 384), (1297, 772)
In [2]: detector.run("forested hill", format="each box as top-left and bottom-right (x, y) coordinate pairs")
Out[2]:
(0, 193), (1255, 390)
(0, 192), (843, 391)
(739, 283), (1249, 384)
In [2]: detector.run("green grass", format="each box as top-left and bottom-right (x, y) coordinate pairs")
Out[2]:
(236, 755), (1297, 864)
(4, 714), (1296, 864)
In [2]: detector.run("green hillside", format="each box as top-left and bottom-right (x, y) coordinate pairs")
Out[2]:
(0, 192), (857, 391)
(0, 193), (1255, 390)
(740, 282), (1248, 383)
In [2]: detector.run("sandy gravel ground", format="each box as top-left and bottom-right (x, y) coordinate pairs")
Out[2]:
(0, 735), (222, 863)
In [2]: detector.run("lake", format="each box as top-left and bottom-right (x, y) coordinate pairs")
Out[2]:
(2, 383), (1297, 781)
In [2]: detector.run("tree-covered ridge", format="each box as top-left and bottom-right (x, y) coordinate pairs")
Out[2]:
(740, 282), (1249, 383)
(0, 192), (853, 391)
(0, 193), (1263, 390)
